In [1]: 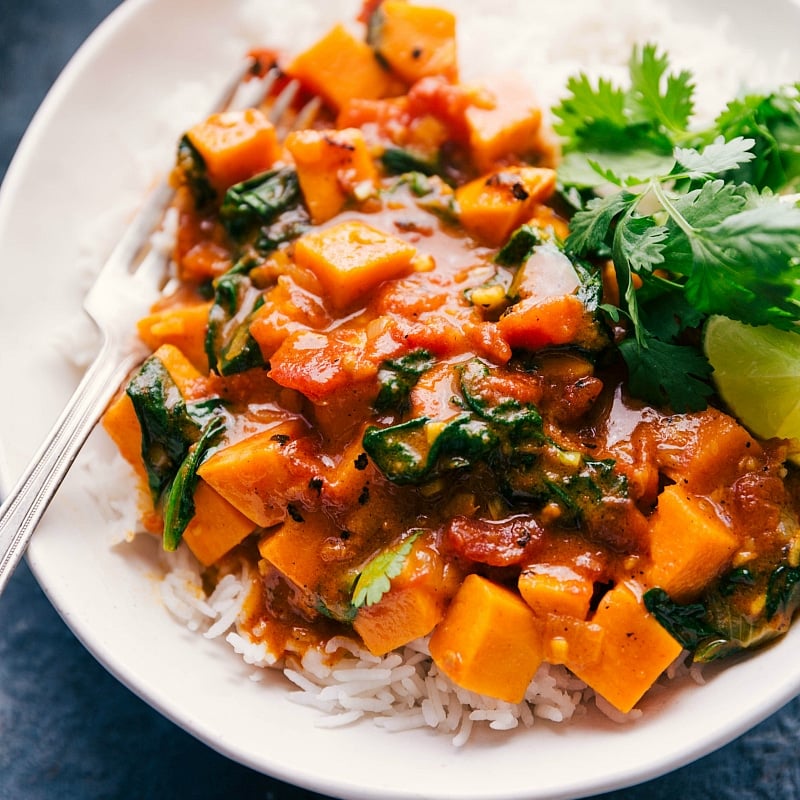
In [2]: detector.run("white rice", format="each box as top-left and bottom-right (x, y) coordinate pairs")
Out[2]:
(153, 541), (700, 744)
(73, 0), (793, 743)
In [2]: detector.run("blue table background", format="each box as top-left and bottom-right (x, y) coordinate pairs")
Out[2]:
(1, 2), (798, 798)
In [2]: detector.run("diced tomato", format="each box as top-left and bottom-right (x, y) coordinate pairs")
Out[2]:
(444, 515), (544, 567)
(269, 325), (407, 403)
(406, 76), (474, 144)
(464, 321), (512, 365)
(337, 97), (410, 140)
(172, 187), (231, 283)
(250, 277), (331, 359)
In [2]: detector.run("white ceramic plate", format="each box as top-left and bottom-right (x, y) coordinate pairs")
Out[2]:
(2, 1), (799, 798)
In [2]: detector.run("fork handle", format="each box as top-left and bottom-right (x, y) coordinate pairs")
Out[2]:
(0, 337), (141, 595)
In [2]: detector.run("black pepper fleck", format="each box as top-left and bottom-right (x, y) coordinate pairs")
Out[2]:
(287, 504), (305, 523)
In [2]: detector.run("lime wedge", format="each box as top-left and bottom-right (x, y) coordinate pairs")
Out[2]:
(703, 316), (800, 460)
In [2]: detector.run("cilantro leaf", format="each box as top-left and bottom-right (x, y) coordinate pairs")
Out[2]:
(628, 44), (695, 133)
(703, 201), (800, 273)
(351, 531), (423, 608)
(619, 334), (713, 412)
(610, 213), (666, 347)
(557, 131), (674, 187)
(658, 181), (750, 276)
(565, 191), (637, 256)
(613, 214), (668, 274)
(674, 136), (755, 179)
(552, 74), (630, 141)
(637, 281), (705, 341)
(669, 180), (750, 231)
(683, 200), (800, 328)
(712, 85), (800, 190)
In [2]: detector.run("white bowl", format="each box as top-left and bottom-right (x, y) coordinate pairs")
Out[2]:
(1, 1), (799, 798)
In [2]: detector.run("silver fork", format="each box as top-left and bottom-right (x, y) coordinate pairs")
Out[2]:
(0, 64), (316, 596)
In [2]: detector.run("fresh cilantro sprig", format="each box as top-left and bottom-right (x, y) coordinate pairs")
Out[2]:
(351, 530), (423, 608)
(706, 83), (800, 191)
(553, 45), (800, 411)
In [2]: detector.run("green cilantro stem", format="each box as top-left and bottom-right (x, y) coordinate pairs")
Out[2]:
(649, 178), (693, 239)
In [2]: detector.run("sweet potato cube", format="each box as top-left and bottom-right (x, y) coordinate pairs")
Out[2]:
(321, 432), (376, 508)
(186, 108), (280, 192)
(102, 393), (149, 482)
(197, 419), (313, 528)
(285, 128), (377, 224)
(542, 614), (605, 673)
(370, 1), (458, 84)
(286, 24), (393, 112)
(571, 583), (682, 713)
(354, 534), (455, 655)
(293, 220), (417, 309)
(498, 294), (588, 352)
(182, 479), (257, 566)
(429, 574), (544, 703)
(257, 509), (343, 613)
(644, 484), (739, 601)
(137, 301), (212, 373)
(653, 409), (760, 494)
(519, 566), (594, 620)
(102, 344), (207, 479)
(455, 166), (556, 247)
(466, 76), (543, 173)
(355, 585), (445, 656)
(150, 343), (209, 400)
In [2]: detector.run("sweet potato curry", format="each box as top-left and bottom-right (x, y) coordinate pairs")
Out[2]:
(103, 0), (800, 714)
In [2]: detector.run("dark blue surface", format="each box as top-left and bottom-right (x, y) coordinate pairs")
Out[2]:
(1, 2), (798, 798)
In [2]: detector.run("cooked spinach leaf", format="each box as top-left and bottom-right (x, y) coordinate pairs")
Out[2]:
(220, 167), (301, 241)
(254, 214), (309, 253)
(365, 357), (629, 531)
(643, 587), (720, 651)
(126, 356), (219, 499)
(315, 596), (358, 624)
(176, 135), (216, 209)
(458, 359), (543, 444)
(766, 563), (800, 620)
(374, 349), (436, 414)
(365, 359), (545, 484)
(162, 415), (226, 551)
(495, 224), (544, 267)
(205, 261), (266, 376)
(363, 414), (498, 485)
(645, 554), (800, 662)
(381, 147), (439, 177)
